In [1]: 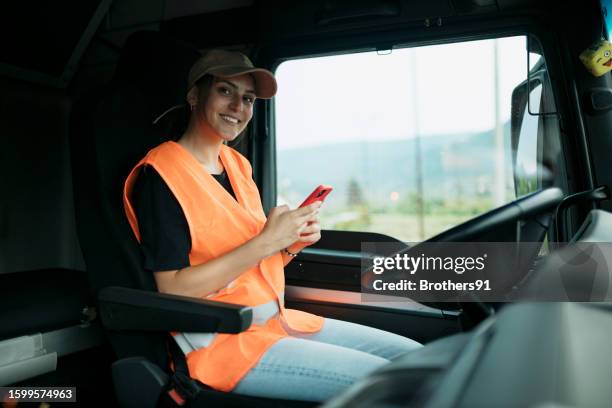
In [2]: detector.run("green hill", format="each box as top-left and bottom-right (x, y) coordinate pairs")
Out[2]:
(277, 124), (513, 210)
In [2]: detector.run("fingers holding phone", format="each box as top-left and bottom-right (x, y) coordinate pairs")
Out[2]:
(295, 200), (324, 248)
(298, 220), (321, 245)
(261, 186), (331, 255)
(261, 202), (321, 254)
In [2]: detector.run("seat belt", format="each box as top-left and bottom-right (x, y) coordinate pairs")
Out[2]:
(158, 336), (201, 407)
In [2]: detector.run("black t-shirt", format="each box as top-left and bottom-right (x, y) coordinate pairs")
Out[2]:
(132, 165), (236, 272)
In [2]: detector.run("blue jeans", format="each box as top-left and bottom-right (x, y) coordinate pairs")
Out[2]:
(233, 318), (422, 402)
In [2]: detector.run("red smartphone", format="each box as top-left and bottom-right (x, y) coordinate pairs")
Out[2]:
(299, 185), (333, 208)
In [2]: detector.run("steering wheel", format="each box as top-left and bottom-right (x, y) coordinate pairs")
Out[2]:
(363, 187), (564, 327)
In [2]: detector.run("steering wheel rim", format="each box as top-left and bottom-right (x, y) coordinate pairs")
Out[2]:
(362, 188), (564, 316)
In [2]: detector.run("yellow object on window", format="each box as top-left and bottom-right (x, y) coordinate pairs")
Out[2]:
(579, 39), (612, 77)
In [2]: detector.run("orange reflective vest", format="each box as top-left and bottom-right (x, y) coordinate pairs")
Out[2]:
(123, 141), (323, 391)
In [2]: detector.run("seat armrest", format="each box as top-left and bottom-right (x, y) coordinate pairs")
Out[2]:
(98, 286), (252, 333)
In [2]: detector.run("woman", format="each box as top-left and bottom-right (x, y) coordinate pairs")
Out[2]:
(123, 49), (421, 402)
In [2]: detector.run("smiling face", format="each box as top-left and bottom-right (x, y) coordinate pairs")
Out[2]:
(579, 39), (612, 77)
(595, 45), (612, 68)
(190, 74), (256, 142)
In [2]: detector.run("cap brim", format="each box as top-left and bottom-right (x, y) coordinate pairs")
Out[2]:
(208, 66), (277, 99)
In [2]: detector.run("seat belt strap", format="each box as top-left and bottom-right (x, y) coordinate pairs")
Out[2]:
(158, 335), (200, 407)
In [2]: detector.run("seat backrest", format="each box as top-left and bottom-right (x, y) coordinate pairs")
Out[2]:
(70, 30), (200, 363)
(0, 78), (85, 274)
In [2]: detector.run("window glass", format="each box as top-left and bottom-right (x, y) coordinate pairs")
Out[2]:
(275, 36), (552, 241)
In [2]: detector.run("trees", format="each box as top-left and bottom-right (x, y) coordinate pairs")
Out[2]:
(347, 178), (364, 206)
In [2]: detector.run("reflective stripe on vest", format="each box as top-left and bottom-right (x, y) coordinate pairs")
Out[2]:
(173, 295), (281, 353)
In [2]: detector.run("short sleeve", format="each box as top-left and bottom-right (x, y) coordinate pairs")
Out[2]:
(132, 166), (191, 272)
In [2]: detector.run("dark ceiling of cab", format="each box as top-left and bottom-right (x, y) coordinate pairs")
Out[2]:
(3, 0), (549, 81)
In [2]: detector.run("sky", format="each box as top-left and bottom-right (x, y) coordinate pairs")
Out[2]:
(275, 36), (536, 151)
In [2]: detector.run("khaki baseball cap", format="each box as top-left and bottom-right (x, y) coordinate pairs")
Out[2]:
(188, 49), (277, 99)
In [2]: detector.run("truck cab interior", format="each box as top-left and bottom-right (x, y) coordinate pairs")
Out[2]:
(3, 0), (612, 407)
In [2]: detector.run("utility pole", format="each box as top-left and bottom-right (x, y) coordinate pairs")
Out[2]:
(411, 50), (425, 240)
(493, 39), (506, 206)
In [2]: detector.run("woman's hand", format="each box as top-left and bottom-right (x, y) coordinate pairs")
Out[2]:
(288, 217), (322, 253)
(259, 202), (321, 256)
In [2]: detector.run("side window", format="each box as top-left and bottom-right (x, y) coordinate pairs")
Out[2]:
(275, 36), (564, 242)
